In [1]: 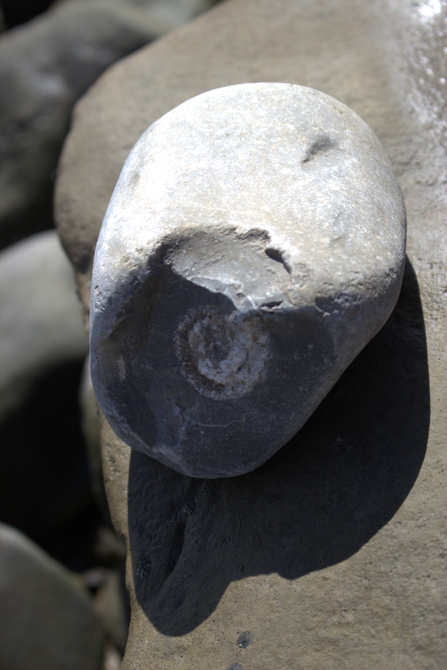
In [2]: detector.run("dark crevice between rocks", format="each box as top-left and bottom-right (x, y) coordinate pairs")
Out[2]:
(0, 359), (110, 572)
(0, 0), (53, 28)
(264, 247), (291, 274)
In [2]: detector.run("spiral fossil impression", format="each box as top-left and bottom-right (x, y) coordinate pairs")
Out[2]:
(90, 83), (406, 478)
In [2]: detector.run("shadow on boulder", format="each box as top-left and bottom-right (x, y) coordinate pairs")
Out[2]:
(127, 257), (429, 635)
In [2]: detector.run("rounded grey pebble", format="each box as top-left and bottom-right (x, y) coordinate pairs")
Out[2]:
(90, 83), (406, 478)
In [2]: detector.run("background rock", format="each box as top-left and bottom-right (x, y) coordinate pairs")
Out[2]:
(0, 0), (173, 249)
(55, 0), (446, 667)
(0, 230), (91, 539)
(92, 566), (130, 654)
(55, 0), (218, 31)
(0, 523), (104, 670)
(0, 230), (87, 420)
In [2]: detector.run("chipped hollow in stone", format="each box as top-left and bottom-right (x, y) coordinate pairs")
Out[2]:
(90, 83), (406, 478)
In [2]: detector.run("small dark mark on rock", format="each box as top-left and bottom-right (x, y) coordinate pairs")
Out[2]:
(265, 247), (283, 263)
(184, 500), (196, 516)
(265, 247), (291, 273)
(302, 135), (337, 164)
(227, 664), (243, 670)
(136, 559), (151, 579)
(237, 631), (252, 648)
(263, 300), (283, 308)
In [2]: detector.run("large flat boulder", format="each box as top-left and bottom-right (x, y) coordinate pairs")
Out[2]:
(55, 0), (446, 668)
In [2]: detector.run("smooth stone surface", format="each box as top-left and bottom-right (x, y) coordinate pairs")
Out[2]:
(55, 0), (446, 667)
(0, 0), (172, 249)
(57, 0), (218, 31)
(0, 230), (87, 420)
(0, 523), (104, 670)
(90, 83), (406, 478)
(114, 0), (219, 29)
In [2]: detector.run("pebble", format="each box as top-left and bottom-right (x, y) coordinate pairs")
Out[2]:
(90, 83), (406, 478)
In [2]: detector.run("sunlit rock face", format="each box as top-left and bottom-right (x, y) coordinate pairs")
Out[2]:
(90, 83), (406, 478)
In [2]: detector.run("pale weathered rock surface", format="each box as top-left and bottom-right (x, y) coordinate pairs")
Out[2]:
(0, 0), (172, 248)
(55, 0), (446, 667)
(90, 83), (406, 478)
(0, 522), (104, 670)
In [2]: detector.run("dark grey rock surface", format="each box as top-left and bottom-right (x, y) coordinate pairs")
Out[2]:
(90, 83), (406, 478)
(0, 523), (104, 670)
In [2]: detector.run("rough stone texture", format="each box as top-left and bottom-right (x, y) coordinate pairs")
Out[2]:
(90, 83), (406, 478)
(0, 230), (91, 538)
(0, 523), (104, 670)
(55, 0), (446, 667)
(0, 0), (173, 249)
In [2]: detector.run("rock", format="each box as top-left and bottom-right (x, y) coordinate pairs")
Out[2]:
(0, 230), (90, 538)
(0, 523), (104, 670)
(93, 566), (130, 653)
(0, 230), (87, 421)
(0, 0), (173, 249)
(102, 0), (219, 30)
(90, 83), (406, 478)
(84, 530), (130, 656)
(55, 0), (446, 667)
(56, 0), (218, 31)
(0, 0), (53, 29)
(93, 526), (127, 566)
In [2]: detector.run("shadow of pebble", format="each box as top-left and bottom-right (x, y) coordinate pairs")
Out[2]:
(128, 257), (430, 636)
